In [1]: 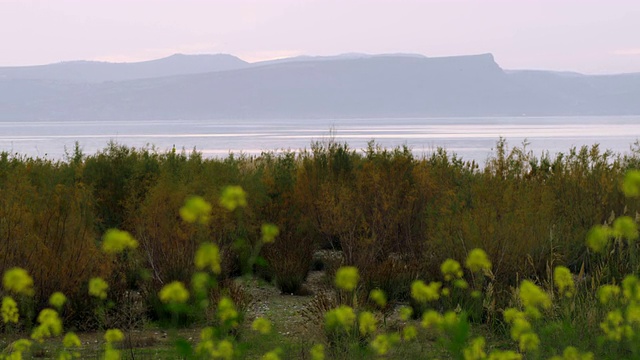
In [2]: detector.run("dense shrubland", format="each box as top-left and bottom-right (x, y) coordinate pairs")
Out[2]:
(2, 138), (640, 358)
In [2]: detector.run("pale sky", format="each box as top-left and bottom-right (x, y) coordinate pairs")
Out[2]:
(1, 0), (639, 74)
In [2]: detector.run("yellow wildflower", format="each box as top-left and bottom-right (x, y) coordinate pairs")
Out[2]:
(370, 333), (400, 356)
(441, 259), (464, 281)
(10, 339), (32, 353)
(600, 310), (625, 341)
(627, 303), (640, 325)
(454, 279), (469, 289)
(369, 289), (387, 308)
(2, 296), (19, 323)
(597, 284), (621, 305)
(622, 170), (640, 198)
(553, 266), (575, 298)
(88, 277), (109, 299)
(411, 280), (441, 302)
(503, 308), (526, 324)
(519, 280), (551, 310)
(49, 292), (67, 309)
(622, 275), (640, 301)
(104, 329), (124, 343)
(31, 308), (63, 342)
(335, 266), (359, 291)
(325, 305), (356, 331)
(194, 242), (222, 274)
(252, 317), (272, 335)
(219, 185), (247, 211)
(191, 271), (211, 295)
(488, 350), (522, 360)
(551, 346), (594, 360)
(518, 332), (540, 352)
(463, 337), (486, 360)
(310, 344), (325, 360)
(101, 228), (138, 254)
(358, 311), (377, 336)
(510, 318), (532, 342)
(215, 340), (234, 360)
(465, 248), (492, 273)
(180, 196), (212, 224)
(3, 267), (34, 296)
(399, 306), (413, 321)
(261, 223), (280, 243)
(586, 225), (610, 253)
(63, 332), (82, 348)
(159, 281), (190, 304)
(421, 310), (444, 329)
(218, 296), (239, 326)
(103, 347), (120, 360)
(262, 348), (282, 360)
(403, 325), (418, 341)
(613, 216), (639, 241)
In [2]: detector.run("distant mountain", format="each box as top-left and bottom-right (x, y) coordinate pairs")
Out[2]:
(0, 54), (248, 83)
(1, 53), (639, 120)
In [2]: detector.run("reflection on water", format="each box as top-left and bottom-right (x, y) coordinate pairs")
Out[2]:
(1, 116), (639, 164)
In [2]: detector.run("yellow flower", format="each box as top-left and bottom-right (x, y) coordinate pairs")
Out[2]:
(180, 196), (212, 224)
(325, 305), (356, 331)
(101, 228), (138, 254)
(441, 259), (464, 281)
(622, 275), (640, 301)
(421, 310), (443, 329)
(586, 225), (610, 253)
(403, 325), (418, 341)
(488, 350), (522, 360)
(88, 277), (109, 299)
(358, 311), (377, 336)
(503, 308), (526, 324)
(613, 216), (639, 241)
(370, 333), (400, 356)
(31, 308), (63, 342)
(598, 284), (621, 305)
(622, 170), (640, 198)
(2, 296), (19, 323)
(518, 332), (540, 352)
(552, 346), (594, 360)
(104, 329), (124, 343)
(510, 318), (532, 341)
(3, 267), (34, 296)
(49, 292), (67, 309)
(219, 185), (247, 211)
(454, 279), (469, 289)
(262, 348), (282, 360)
(63, 332), (82, 348)
(191, 272), (211, 295)
(465, 248), (492, 273)
(369, 289), (387, 308)
(261, 223), (280, 243)
(194, 242), (222, 274)
(11, 339), (32, 352)
(159, 281), (190, 304)
(215, 340), (234, 360)
(627, 303), (640, 325)
(553, 266), (575, 298)
(310, 344), (325, 360)
(600, 310), (625, 341)
(399, 306), (413, 321)
(252, 317), (272, 335)
(519, 280), (551, 310)
(103, 347), (120, 360)
(218, 296), (239, 326)
(335, 266), (359, 291)
(411, 280), (441, 302)
(463, 337), (486, 360)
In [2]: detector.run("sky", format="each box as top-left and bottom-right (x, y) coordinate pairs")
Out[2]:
(1, 0), (639, 74)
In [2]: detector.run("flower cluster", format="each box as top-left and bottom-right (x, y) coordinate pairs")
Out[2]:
(195, 242), (222, 274)
(411, 280), (441, 302)
(101, 228), (138, 254)
(334, 266), (359, 291)
(3, 267), (34, 296)
(159, 281), (190, 304)
(180, 196), (212, 224)
(219, 185), (247, 211)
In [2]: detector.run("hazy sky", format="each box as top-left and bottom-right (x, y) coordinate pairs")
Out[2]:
(1, 0), (639, 74)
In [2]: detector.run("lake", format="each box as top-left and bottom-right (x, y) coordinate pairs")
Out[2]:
(1, 116), (639, 164)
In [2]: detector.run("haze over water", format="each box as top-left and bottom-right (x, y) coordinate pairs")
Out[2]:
(1, 116), (639, 164)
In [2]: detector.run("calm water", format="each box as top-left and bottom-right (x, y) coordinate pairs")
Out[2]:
(1, 116), (639, 164)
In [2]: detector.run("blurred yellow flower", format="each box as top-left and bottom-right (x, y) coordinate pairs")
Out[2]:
(358, 311), (377, 336)
(622, 275), (640, 301)
(252, 317), (272, 335)
(370, 333), (400, 356)
(488, 350), (522, 360)
(1, 296), (19, 324)
(159, 281), (189, 304)
(411, 280), (441, 302)
(399, 306), (413, 321)
(218, 297), (239, 326)
(180, 196), (212, 224)
(465, 249), (492, 273)
(101, 228), (138, 254)
(622, 170), (640, 198)
(49, 292), (67, 309)
(191, 271), (211, 295)
(335, 266), (359, 291)
(403, 325), (418, 341)
(421, 310), (444, 329)
(325, 305), (356, 331)
(441, 259), (463, 281)
(553, 266), (575, 298)
(262, 348), (282, 360)
(310, 344), (325, 360)
(586, 225), (610, 253)
(518, 332), (540, 352)
(613, 216), (639, 241)
(63, 332), (82, 348)
(88, 277), (109, 299)
(463, 337), (486, 360)
(194, 242), (222, 274)
(31, 308), (63, 342)
(598, 285), (621, 305)
(600, 310), (625, 341)
(3, 267), (34, 296)
(219, 186), (247, 211)
(519, 280), (551, 310)
(261, 223), (280, 243)
(104, 329), (125, 343)
(369, 289), (387, 308)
